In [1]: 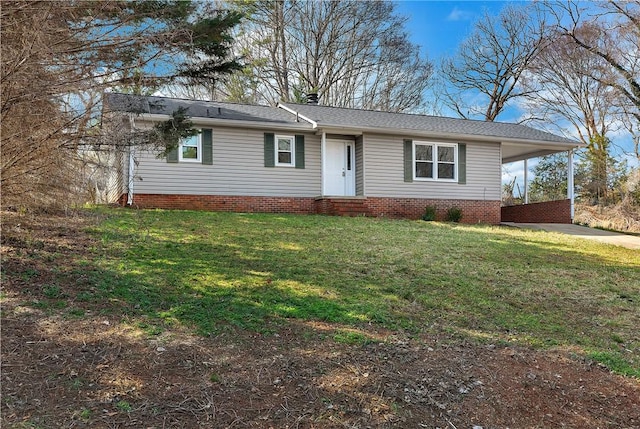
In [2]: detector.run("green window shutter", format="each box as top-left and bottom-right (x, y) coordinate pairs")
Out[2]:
(403, 139), (413, 182)
(458, 143), (466, 184)
(166, 146), (178, 163)
(264, 133), (275, 167)
(295, 135), (305, 169)
(202, 129), (213, 165)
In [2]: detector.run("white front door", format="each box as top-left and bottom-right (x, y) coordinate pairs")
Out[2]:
(324, 139), (355, 196)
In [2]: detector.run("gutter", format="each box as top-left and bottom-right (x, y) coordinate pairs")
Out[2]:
(315, 125), (582, 149)
(135, 113), (314, 132)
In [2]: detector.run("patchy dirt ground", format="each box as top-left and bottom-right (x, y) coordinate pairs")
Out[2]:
(2, 211), (639, 428)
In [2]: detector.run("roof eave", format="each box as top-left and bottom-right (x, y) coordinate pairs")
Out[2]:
(316, 125), (581, 148)
(502, 149), (567, 164)
(132, 113), (314, 132)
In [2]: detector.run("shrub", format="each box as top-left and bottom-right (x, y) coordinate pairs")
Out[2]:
(422, 205), (437, 221)
(445, 207), (463, 222)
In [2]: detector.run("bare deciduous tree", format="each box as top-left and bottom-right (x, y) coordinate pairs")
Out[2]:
(441, 3), (549, 121)
(220, 0), (433, 112)
(556, 1), (640, 126)
(519, 22), (623, 202)
(520, 25), (617, 145)
(554, 0), (640, 161)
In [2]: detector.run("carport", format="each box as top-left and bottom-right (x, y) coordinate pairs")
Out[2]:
(501, 138), (584, 224)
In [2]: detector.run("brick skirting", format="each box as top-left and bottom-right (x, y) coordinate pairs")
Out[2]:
(501, 199), (572, 224)
(363, 197), (501, 224)
(128, 194), (316, 214)
(122, 193), (502, 224)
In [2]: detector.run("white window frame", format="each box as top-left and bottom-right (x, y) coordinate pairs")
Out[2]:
(275, 134), (295, 167)
(179, 132), (202, 163)
(413, 141), (458, 182)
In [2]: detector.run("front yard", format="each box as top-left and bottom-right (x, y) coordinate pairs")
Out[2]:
(2, 208), (639, 428)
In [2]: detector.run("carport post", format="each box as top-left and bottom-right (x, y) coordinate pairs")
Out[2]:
(567, 149), (574, 221)
(523, 159), (529, 204)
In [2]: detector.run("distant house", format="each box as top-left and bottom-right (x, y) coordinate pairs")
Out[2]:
(104, 93), (581, 224)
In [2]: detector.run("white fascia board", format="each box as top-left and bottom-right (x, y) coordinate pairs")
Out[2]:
(276, 104), (318, 128)
(315, 127), (363, 136)
(501, 140), (585, 163)
(133, 113), (314, 132)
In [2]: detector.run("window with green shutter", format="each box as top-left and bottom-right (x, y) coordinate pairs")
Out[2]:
(276, 135), (295, 166)
(265, 133), (305, 168)
(295, 135), (305, 169)
(202, 128), (213, 165)
(179, 134), (200, 162)
(167, 128), (213, 165)
(264, 133), (275, 167)
(458, 143), (466, 184)
(411, 141), (460, 182)
(403, 139), (413, 182)
(167, 146), (179, 163)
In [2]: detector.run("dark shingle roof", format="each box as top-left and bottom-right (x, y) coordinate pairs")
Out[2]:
(104, 93), (304, 125)
(104, 93), (578, 146)
(280, 103), (578, 145)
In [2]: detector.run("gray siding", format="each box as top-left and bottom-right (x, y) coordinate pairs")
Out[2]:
(363, 133), (501, 200)
(132, 126), (321, 197)
(355, 136), (364, 196)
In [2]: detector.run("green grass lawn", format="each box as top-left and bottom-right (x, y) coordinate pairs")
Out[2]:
(83, 209), (639, 376)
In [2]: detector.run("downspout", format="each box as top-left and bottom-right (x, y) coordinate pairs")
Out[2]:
(127, 114), (136, 206)
(567, 149), (575, 221)
(127, 150), (135, 206)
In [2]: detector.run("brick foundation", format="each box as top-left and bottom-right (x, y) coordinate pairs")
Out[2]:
(501, 199), (571, 224)
(128, 194), (315, 214)
(363, 197), (501, 224)
(121, 193), (502, 224)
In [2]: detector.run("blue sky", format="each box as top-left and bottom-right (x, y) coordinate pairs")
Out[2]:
(395, 0), (515, 60)
(396, 1), (546, 189)
(394, 0), (637, 187)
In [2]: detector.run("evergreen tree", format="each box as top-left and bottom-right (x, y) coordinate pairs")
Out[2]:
(1, 0), (243, 209)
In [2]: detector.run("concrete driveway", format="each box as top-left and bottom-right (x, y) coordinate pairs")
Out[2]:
(502, 223), (640, 250)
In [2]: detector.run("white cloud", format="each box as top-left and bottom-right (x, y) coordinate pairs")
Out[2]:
(446, 7), (474, 21)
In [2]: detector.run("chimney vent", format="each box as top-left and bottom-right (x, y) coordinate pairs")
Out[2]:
(306, 92), (319, 105)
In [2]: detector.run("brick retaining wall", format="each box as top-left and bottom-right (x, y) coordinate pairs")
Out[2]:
(501, 199), (571, 224)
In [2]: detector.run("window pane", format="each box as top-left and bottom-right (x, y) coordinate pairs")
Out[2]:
(182, 146), (198, 159)
(438, 163), (454, 179)
(415, 144), (432, 161)
(416, 161), (433, 178)
(438, 146), (454, 162)
(278, 152), (292, 164)
(183, 135), (198, 147)
(278, 139), (291, 151)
